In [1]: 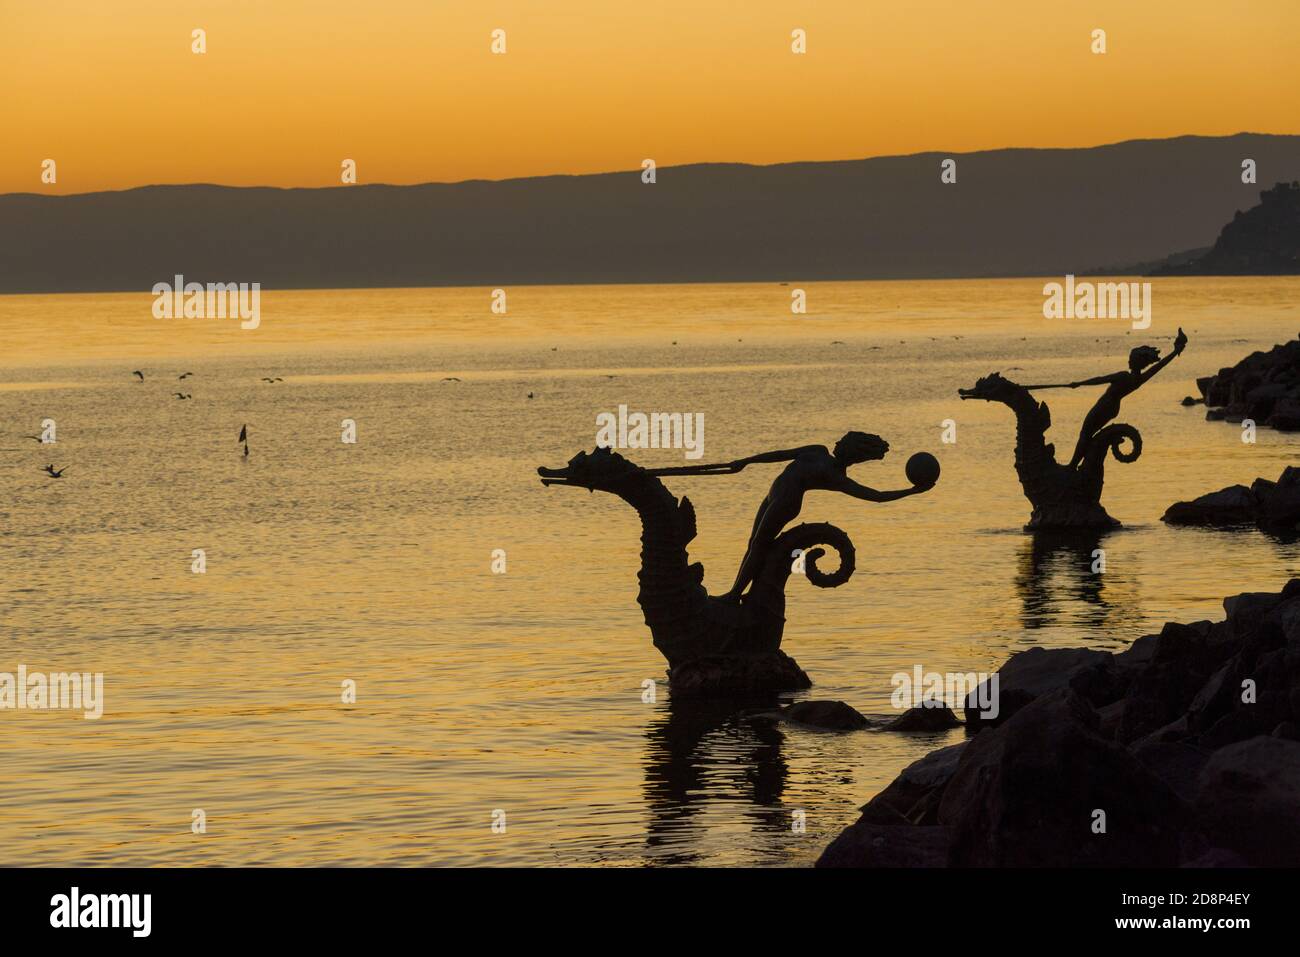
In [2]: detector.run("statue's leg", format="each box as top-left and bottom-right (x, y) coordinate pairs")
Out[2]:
(1068, 402), (1118, 469)
(723, 498), (797, 600)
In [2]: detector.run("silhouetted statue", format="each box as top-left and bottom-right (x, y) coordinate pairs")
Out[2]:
(960, 331), (1187, 528)
(716, 433), (930, 600)
(538, 434), (935, 695)
(1024, 329), (1188, 467)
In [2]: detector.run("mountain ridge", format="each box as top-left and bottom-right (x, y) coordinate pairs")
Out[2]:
(3, 133), (1298, 293)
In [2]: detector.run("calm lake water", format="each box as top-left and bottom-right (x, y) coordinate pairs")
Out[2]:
(0, 278), (1297, 866)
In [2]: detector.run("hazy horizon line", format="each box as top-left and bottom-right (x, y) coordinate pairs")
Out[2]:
(7, 130), (1293, 201)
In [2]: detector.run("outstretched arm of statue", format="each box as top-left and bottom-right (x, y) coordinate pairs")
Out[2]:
(833, 475), (929, 502)
(1023, 373), (1118, 390)
(727, 445), (822, 472)
(1137, 328), (1188, 385)
(645, 446), (817, 477)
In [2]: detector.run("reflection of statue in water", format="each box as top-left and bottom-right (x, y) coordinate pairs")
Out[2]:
(1016, 529), (1111, 631)
(960, 330), (1187, 529)
(642, 697), (789, 863)
(538, 433), (936, 695)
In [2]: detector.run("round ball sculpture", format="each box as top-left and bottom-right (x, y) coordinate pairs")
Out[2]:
(905, 451), (941, 489)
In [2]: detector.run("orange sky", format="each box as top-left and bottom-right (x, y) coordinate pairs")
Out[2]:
(3, 0), (1298, 195)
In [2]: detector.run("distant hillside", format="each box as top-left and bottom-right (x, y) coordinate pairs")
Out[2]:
(2, 134), (1298, 293)
(1081, 246), (1211, 277)
(1153, 181), (1300, 275)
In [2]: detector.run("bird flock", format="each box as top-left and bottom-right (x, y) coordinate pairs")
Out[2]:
(27, 369), (281, 479)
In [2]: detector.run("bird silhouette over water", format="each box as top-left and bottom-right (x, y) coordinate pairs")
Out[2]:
(173, 392), (192, 400)
(441, 377), (461, 382)
(178, 372), (194, 380)
(238, 424), (249, 458)
(132, 370), (144, 381)
(42, 464), (66, 478)
(261, 377), (283, 383)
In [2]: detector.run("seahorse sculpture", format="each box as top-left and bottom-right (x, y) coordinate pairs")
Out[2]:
(538, 447), (855, 696)
(959, 372), (1141, 529)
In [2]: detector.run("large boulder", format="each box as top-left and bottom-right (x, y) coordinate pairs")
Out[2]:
(962, 646), (1114, 729)
(1191, 736), (1300, 866)
(818, 577), (1300, 867)
(773, 699), (869, 731)
(1161, 484), (1257, 526)
(940, 690), (1185, 866)
(857, 743), (965, 825)
(816, 823), (952, 868)
(1162, 466), (1300, 530)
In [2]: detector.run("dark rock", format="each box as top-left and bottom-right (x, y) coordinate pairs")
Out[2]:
(885, 702), (961, 732)
(1097, 699), (1127, 739)
(815, 823), (952, 868)
(966, 687), (1034, 730)
(1182, 847), (1251, 868)
(1192, 736), (1300, 866)
(1132, 740), (1211, 802)
(1272, 721), (1300, 740)
(940, 691), (1185, 866)
(858, 743), (965, 825)
(775, 699), (869, 731)
(668, 651), (810, 697)
(1161, 484), (1256, 527)
(820, 577), (1300, 867)
(963, 646), (1113, 729)
(1198, 707), (1264, 750)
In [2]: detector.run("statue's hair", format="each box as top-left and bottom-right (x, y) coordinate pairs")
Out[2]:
(834, 431), (889, 464)
(1129, 345), (1160, 370)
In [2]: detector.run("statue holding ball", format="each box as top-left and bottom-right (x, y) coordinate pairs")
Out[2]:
(646, 431), (938, 602)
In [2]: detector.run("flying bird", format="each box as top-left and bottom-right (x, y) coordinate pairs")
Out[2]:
(238, 424), (249, 458)
(441, 377), (461, 382)
(132, 371), (145, 381)
(42, 464), (66, 478)
(261, 377), (283, 383)
(178, 372), (194, 380)
(173, 392), (192, 399)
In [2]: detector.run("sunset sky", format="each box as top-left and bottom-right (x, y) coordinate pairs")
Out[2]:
(3, 0), (1298, 194)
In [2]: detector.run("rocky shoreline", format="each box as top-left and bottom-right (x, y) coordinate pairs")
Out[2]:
(818, 580), (1300, 867)
(1162, 466), (1300, 531)
(1194, 334), (1300, 431)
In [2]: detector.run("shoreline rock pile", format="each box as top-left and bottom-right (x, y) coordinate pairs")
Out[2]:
(1162, 466), (1300, 531)
(818, 579), (1300, 867)
(1195, 335), (1300, 431)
